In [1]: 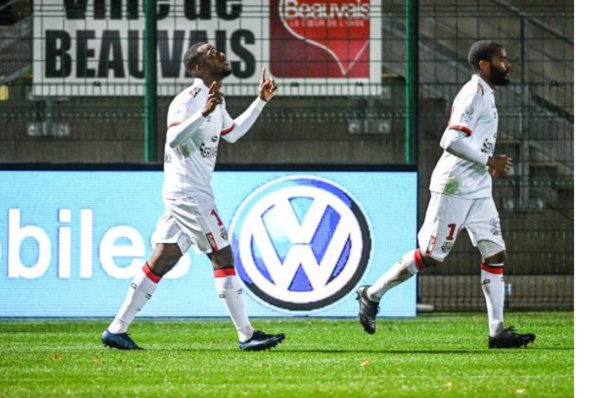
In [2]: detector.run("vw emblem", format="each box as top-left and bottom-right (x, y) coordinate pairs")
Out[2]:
(230, 175), (371, 312)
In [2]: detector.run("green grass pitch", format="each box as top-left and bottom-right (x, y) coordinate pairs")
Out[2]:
(0, 312), (572, 397)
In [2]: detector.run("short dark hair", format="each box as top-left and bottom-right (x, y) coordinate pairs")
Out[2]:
(468, 40), (504, 71)
(184, 42), (207, 76)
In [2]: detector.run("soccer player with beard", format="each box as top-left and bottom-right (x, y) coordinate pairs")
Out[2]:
(101, 43), (285, 351)
(357, 41), (536, 348)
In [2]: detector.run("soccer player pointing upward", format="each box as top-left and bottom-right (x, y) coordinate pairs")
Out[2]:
(357, 41), (536, 349)
(102, 43), (285, 351)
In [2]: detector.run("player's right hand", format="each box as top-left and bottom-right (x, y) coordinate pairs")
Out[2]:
(487, 154), (512, 176)
(202, 81), (223, 117)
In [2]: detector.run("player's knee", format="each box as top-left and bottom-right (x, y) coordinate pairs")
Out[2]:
(209, 246), (235, 270)
(484, 250), (506, 265)
(149, 243), (182, 276)
(420, 250), (443, 269)
(478, 240), (507, 264)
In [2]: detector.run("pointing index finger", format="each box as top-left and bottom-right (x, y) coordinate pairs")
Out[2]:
(261, 67), (266, 83)
(209, 81), (217, 94)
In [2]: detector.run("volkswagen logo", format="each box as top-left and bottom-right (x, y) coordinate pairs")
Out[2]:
(230, 175), (371, 313)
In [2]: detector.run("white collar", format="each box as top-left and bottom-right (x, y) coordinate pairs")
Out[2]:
(472, 74), (495, 95)
(193, 78), (208, 91)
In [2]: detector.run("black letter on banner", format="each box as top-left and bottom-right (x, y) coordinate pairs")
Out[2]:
(217, 0), (241, 20)
(231, 30), (255, 78)
(46, 31), (72, 77)
(65, 0), (87, 19)
(127, 0), (139, 19)
(94, 0), (106, 19)
(76, 30), (96, 77)
(185, 0), (211, 20)
(157, 0), (170, 20)
(215, 30), (226, 53)
(110, 0), (122, 19)
(189, 30), (208, 46)
(98, 31), (125, 78)
(128, 30), (144, 78)
(158, 31), (185, 78)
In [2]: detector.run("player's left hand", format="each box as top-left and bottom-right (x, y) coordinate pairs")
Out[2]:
(259, 67), (277, 102)
(490, 168), (510, 178)
(490, 168), (502, 178)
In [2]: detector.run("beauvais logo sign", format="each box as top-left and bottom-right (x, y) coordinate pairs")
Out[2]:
(230, 176), (371, 313)
(33, 0), (381, 96)
(273, 0), (373, 78)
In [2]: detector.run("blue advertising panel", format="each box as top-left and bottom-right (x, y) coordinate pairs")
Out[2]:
(0, 170), (417, 317)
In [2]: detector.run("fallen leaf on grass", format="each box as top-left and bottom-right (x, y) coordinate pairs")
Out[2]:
(361, 359), (370, 368)
(515, 389), (525, 395)
(51, 353), (60, 360)
(445, 382), (453, 389)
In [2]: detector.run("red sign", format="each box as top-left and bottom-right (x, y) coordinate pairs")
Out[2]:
(271, 0), (372, 78)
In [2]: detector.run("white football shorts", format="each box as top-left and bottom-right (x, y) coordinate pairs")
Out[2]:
(152, 195), (230, 254)
(417, 192), (506, 261)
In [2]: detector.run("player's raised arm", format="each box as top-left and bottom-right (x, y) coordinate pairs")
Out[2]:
(259, 67), (278, 102)
(166, 82), (223, 148)
(221, 67), (277, 144)
(203, 81), (224, 116)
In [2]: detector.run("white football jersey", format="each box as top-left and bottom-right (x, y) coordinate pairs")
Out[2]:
(429, 75), (499, 199)
(162, 78), (234, 199)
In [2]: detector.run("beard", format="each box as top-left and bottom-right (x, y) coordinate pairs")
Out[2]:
(216, 65), (233, 79)
(489, 65), (510, 86)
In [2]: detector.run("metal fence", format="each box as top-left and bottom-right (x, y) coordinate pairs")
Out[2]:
(0, 0), (573, 310)
(0, 0), (409, 165)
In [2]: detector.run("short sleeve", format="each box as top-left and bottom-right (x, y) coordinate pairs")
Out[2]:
(220, 108), (235, 136)
(447, 91), (484, 136)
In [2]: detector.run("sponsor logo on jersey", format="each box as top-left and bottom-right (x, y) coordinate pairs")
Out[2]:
(220, 227), (228, 241)
(199, 143), (218, 159)
(230, 175), (371, 313)
(481, 138), (495, 155)
(211, 135), (218, 142)
(490, 219), (502, 236)
(441, 241), (453, 254)
(189, 86), (201, 98)
(460, 106), (475, 123)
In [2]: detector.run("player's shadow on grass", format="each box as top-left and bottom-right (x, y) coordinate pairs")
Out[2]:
(168, 347), (572, 354)
(281, 347), (573, 354)
(277, 349), (492, 354)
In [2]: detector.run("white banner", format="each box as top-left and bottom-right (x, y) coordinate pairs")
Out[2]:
(33, 0), (382, 96)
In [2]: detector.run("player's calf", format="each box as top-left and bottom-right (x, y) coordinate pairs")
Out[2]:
(357, 249), (439, 335)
